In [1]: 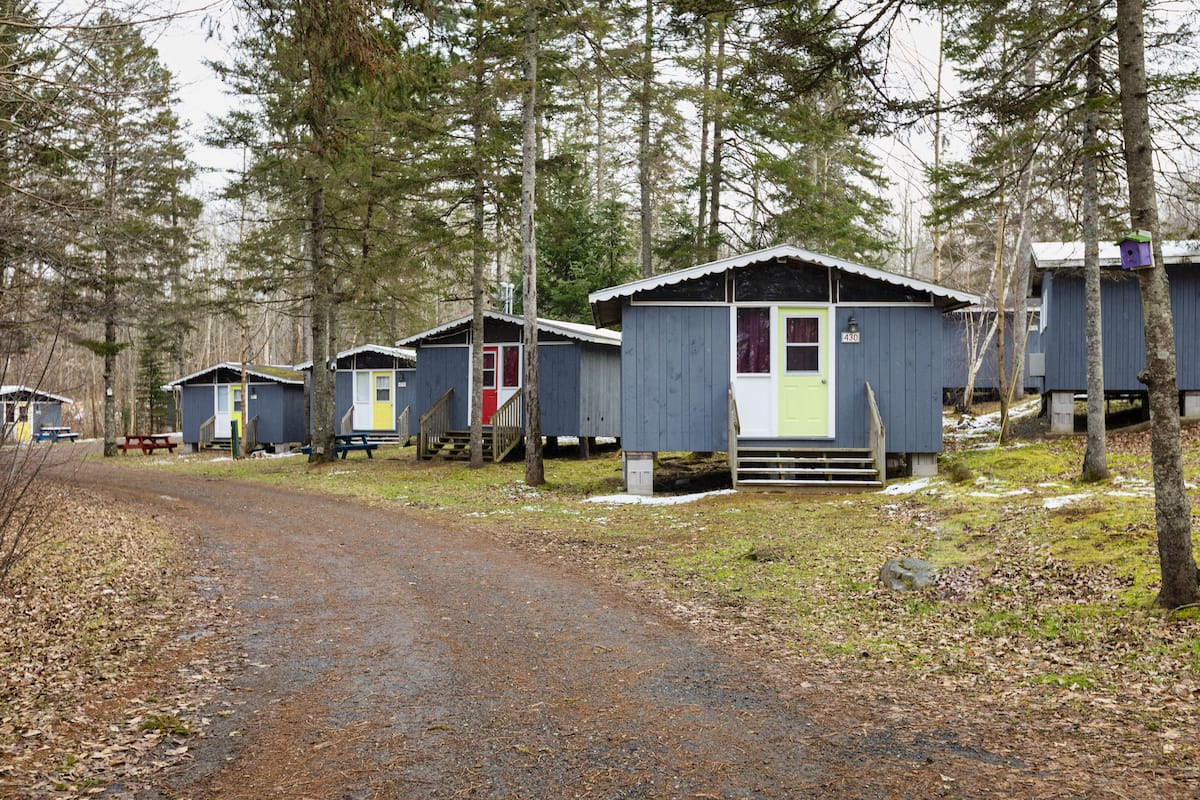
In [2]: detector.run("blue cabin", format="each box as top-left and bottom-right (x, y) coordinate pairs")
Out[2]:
(588, 245), (978, 493)
(942, 305), (1043, 403)
(300, 344), (418, 443)
(166, 363), (308, 452)
(1, 385), (73, 443)
(397, 311), (622, 462)
(1031, 240), (1200, 432)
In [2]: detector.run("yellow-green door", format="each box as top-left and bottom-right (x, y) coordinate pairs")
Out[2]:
(777, 308), (829, 436)
(230, 386), (243, 432)
(14, 402), (31, 442)
(371, 372), (393, 430)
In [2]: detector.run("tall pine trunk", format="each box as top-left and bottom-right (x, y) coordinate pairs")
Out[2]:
(521, 0), (543, 486)
(469, 29), (487, 468)
(706, 15), (726, 261)
(696, 17), (712, 250)
(1081, 14), (1108, 481)
(638, 0), (653, 277)
(308, 182), (336, 462)
(1114, 0), (1197, 608)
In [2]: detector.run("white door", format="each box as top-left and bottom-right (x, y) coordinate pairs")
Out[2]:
(732, 307), (774, 437)
(352, 371), (372, 429)
(215, 385), (231, 437)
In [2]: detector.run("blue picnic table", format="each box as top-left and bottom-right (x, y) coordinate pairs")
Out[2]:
(34, 426), (79, 443)
(302, 433), (378, 459)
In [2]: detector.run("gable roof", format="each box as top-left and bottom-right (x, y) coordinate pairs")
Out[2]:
(295, 343), (417, 371)
(396, 310), (621, 347)
(1032, 240), (1200, 270)
(0, 385), (73, 404)
(588, 244), (979, 327)
(165, 362), (306, 388)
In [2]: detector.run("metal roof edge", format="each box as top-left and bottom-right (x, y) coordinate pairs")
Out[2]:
(165, 362), (305, 387)
(0, 385), (73, 404)
(397, 310), (620, 347)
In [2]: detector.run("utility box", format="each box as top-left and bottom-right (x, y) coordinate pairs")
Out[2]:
(1117, 232), (1153, 270)
(624, 451), (655, 496)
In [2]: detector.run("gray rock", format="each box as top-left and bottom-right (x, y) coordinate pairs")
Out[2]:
(879, 557), (936, 591)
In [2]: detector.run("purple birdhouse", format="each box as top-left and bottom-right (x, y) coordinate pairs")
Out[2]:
(1117, 232), (1153, 270)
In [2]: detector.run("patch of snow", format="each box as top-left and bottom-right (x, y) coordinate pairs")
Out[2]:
(585, 489), (736, 506)
(1105, 491), (1144, 498)
(1044, 493), (1091, 509)
(884, 477), (935, 495)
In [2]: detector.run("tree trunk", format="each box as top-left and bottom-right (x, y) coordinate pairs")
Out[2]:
(992, 165), (1008, 439)
(706, 15), (726, 262)
(103, 268), (118, 457)
(469, 29), (487, 468)
(1081, 14), (1108, 481)
(1115, 0), (1197, 608)
(522, 1), (543, 486)
(931, 10), (944, 283)
(308, 182), (336, 463)
(638, 0), (653, 277)
(696, 17), (712, 249)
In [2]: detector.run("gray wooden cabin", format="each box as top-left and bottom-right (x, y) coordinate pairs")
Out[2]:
(942, 305), (1043, 403)
(1031, 240), (1200, 432)
(588, 245), (978, 493)
(166, 363), (308, 452)
(397, 311), (621, 462)
(1, 385), (71, 443)
(315, 344), (417, 442)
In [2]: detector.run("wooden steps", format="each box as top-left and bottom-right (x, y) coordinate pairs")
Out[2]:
(421, 429), (510, 462)
(734, 446), (882, 489)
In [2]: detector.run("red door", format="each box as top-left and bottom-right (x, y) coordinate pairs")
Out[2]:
(481, 346), (498, 423)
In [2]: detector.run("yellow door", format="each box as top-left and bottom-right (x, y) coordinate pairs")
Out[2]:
(14, 402), (31, 442)
(777, 308), (829, 436)
(230, 386), (243, 432)
(371, 372), (393, 430)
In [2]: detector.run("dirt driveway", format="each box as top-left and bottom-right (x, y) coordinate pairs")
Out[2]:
(65, 459), (1022, 800)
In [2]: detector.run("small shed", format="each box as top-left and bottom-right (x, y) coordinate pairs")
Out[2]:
(165, 363), (308, 452)
(1030, 240), (1200, 432)
(942, 304), (1043, 403)
(588, 244), (977, 493)
(397, 311), (622, 461)
(1, 385), (73, 442)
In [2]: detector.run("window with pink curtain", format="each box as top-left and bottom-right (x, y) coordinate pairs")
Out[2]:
(785, 317), (820, 372)
(502, 346), (520, 388)
(736, 307), (770, 374)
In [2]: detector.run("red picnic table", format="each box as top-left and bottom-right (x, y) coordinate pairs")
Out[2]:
(118, 434), (177, 455)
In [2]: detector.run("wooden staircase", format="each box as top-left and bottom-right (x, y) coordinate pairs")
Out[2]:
(420, 428), (514, 462)
(733, 446), (882, 489)
(418, 389), (522, 463)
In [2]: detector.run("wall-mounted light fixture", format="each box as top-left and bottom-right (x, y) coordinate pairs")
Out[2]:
(250, 390), (258, 400)
(841, 316), (861, 344)
(846, 316), (859, 334)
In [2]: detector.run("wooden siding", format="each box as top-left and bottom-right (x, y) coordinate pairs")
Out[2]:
(830, 307), (943, 453)
(578, 344), (621, 437)
(942, 312), (1043, 392)
(538, 345), (581, 436)
(621, 305), (730, 452)
(253, 383), (308, 443)
(180, 384), (210, 444)
(333, 368), (417, 432)
(1040, 266), (1200, 392)
(415, 346), (470, 428)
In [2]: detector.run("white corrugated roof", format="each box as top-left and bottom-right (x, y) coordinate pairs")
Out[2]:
(0, 385), (73, 403)
(294, 343), (417, 371)
(396, 310), (621, 347)
(1033, 240), (1200, 269)
(588, 244), (979, 324)
(164, 362), (305, 388)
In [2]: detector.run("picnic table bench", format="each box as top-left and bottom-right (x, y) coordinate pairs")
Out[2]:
(34, 426), (79, 443)
(118, 433), (177, 455)
(301, 433), (378, 459)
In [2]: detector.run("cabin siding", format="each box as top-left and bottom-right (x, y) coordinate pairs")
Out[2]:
(539, 344), (581, 436)
(831, 306), (942, 454)
(621, 305), (729, 452)
(415, 346), (470, 428)
(250, 383), (306, 443)
(578, 344), (621, 437)
(180, 384), (210, 443)
(1040, 267), (1200, 393)
(333, 366), (417, 433)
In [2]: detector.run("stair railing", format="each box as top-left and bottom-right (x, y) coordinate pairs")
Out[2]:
(339, 405), (354, 435)
(396, 405), (411, 446)
(199, 415), (215, 448)
(418, 389), (453, 460)
(865, 382), (886, 487)
(488, 390), (524, 462)
(728, 386), (740, 488)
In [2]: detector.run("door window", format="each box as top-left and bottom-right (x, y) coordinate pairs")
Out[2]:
(502, 346), (520, 388)
(232, 387), (243, 413)
(784, 316), (820, 373)
(736, 307), (771, 374)
(375, 374), (391, 402)
(355, 372), (370, 402)
(217, 389), (229, 414)
(483, 351), (496, 389)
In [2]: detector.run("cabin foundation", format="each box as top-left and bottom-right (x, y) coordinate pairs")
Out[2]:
(909, 452), (938, 477)
(1049, 391), (1075, 434)
(624, 451), (655, 496)
(1184, 392), (1200, 418)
